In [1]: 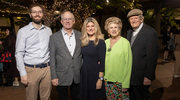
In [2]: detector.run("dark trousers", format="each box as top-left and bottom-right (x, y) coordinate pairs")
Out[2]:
(3, 63), (13, 86)
(57, 81), (80, 100)
(0, 71), (3, 86)
(130, 85), (150, 100)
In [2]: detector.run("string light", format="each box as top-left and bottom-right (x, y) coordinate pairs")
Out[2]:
(0, 0), (96, 28)
(1, 0), (28, 10)
(0, 9), (28, 14)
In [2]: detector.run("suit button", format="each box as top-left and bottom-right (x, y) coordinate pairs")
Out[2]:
(72, 58), (74, 59)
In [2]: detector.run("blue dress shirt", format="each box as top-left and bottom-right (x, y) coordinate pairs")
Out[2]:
(15, 22), (52, 76)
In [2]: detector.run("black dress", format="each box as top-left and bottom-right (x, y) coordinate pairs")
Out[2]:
(80, 40), (106, 100)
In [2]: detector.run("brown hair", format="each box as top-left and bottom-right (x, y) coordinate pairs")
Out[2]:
(29, 3), (44, 13)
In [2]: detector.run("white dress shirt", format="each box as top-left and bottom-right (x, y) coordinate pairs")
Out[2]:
(133, 22), (144, 36)
(61, 28), (76, 56)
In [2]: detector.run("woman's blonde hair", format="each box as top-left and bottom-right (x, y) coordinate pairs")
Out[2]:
(104, 17), (122, 32)
(81, 17), (104, 47)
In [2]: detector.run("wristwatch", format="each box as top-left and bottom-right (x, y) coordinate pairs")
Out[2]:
(99, 77), (104, 81)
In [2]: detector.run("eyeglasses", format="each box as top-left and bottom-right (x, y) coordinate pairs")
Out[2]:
(31, 11), (43, 14)
(62, 18), (74, 21)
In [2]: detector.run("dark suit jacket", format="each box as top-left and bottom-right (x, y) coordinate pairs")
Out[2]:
(127, 23), (158, 85)
(50, 29), (82, 86)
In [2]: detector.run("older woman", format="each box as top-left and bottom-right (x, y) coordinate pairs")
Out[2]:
(104, 17), (132, 100)
(80, 17), (106, 100)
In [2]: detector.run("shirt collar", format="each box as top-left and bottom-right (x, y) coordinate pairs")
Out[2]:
(133, 22), (143, 32)
(29, 22), (46, 30)
(61, 28), (74, 36)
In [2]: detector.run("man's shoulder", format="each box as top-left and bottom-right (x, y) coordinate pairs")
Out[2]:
(127, 28), (133, 33)
(51, 30), (61, 37)
(17, 24), (31, 36)
(142, 24), (157, 35)
(44, 25), (52, 30)
(143, 24), (156, 31)
(19, 24), (30, 31)
(74, 29), (81, 34)
(73, 29), (81, 37)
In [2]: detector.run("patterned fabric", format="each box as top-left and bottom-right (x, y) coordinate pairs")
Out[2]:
(0, 51), (11, 62)
(105, 80), (129, 100)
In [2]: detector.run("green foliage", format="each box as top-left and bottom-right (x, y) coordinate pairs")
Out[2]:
(106, 0), (141, 11)
(143, 9), (155, 27)
(161, 8), (179, 28)
(141, 8), (179, 29)
(0, 0), (29, 13)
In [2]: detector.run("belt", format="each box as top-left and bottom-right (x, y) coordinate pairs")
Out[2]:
(25, 62), (50, 68)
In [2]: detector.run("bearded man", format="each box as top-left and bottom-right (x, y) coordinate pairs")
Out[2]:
(15, 3), (52, 100)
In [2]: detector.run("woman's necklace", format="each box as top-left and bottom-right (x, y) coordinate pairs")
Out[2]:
(108, 36), (121, 52)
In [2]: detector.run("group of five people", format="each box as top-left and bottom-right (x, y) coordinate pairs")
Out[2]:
(15, 3), (158, 100)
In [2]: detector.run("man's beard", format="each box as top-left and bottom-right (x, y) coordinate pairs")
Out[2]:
(32, 16), (43, 24)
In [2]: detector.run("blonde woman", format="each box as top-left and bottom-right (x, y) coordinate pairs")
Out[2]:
(104, 17), (132, 100)
(80, 17), (106, 100)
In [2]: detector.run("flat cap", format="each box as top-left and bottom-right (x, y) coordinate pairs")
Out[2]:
(127, 9), (143, 18)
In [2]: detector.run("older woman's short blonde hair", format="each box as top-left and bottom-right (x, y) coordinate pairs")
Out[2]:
(104, 17), (122, 31)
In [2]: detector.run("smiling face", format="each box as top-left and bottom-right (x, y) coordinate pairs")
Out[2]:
(61, 12), (75, 30)
(29, 6), (43, 24)
(129, 15), (143, 30)
(86, 22), (95, 36)
(108, 23), (121, 38)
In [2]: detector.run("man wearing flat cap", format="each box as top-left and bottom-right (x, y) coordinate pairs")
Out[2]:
(126, 9), (158, 100)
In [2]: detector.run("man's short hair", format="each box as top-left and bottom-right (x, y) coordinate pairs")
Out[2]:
(29, 3), (44, 13)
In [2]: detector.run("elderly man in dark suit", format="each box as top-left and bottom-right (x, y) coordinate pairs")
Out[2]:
(50, 11), (82, 100)
(126, 9), (158, 100)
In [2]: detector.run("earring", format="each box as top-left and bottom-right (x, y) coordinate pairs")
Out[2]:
(108, 34), (111, 37)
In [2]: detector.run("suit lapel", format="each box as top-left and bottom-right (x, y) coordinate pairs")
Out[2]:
(58, 30), (72, 56)
(131, 24), (146, 48)
(127, 30), (133, 42)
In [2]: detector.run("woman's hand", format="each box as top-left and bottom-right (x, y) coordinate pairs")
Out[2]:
(96, 79), (102, 89)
